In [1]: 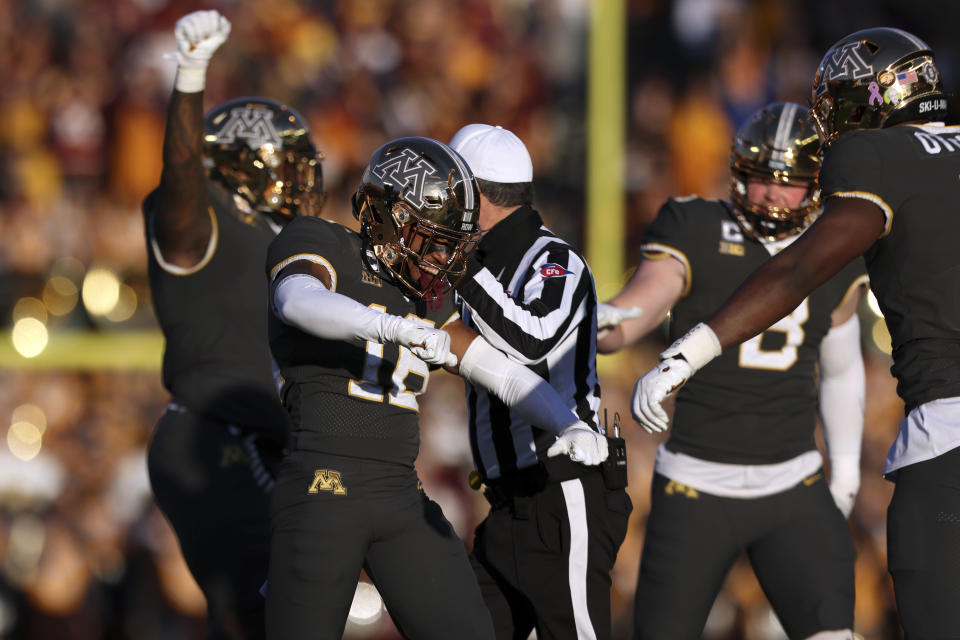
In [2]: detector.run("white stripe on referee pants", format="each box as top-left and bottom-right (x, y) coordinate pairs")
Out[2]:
(561, 479), (596, 640)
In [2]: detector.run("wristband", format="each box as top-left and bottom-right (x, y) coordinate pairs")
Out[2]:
(660, 322), (721, 371)
(174, 64), (208, 93)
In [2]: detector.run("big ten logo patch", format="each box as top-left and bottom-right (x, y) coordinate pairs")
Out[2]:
(665, 480), (699, 499)
(308, 469), (348, 496)
(719, 220), (745, 256)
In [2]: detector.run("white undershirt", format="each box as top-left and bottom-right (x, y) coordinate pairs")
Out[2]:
(884, 396), (960, 480)
(653, 446), (823, 499)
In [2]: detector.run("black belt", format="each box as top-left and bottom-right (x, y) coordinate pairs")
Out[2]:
(482, 456), (599, 509)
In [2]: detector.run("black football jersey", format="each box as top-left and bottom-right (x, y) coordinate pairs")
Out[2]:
(820, 124), (960, 412)
(641, 197), (867, 464)
(144, 182), (289, 432)
(266, 216), (459, 467)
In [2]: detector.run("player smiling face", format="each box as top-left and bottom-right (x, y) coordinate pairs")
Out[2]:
(402, 226), (477, 301)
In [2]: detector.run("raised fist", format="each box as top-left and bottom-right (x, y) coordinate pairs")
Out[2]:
(395, 321), (457, 368)
(174, 10), (231, 68)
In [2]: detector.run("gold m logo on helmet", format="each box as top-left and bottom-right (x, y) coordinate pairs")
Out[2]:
(372, 148), (438, 210)
(308, 469), (347, 496)
(216, 107), (282, 147)
(826, 42), (874, 81)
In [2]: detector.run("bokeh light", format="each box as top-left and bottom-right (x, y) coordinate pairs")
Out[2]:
(42, 275), (80, 316)
(11, 318), (49, 358)
(82, 267), (121, 316)
(872, 317), (893, 354)
(11, 404), (47, 435)
(105, 283), (138, 322)
(7, 421), (42, 461)
(50, 256), (86, 281)
(12, 297), (47, 324)
(866, 290), (884, 318)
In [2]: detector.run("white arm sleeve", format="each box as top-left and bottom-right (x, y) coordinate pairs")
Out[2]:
(818, 313), (865, 479)
(273, 274), (407, 344)
(458, 337), (579, 435)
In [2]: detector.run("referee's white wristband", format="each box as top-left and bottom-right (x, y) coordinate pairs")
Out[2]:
(660, 322), (721, 372)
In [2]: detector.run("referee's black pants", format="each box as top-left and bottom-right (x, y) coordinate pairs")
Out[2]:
(470, 462), (632, 640)
(148, 403), (282, 640)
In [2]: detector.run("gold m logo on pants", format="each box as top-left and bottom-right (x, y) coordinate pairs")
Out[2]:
(665, 480), (699, 499)
(308, 469), (347, 496)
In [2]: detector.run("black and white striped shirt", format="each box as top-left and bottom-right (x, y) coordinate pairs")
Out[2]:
(456, 205), (602, 480)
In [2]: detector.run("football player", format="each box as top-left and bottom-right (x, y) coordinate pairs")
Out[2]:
(143, 10), (323, 640)
(264, 136), (607, 640)
(632, 28), (960, 637)
(602, 103), (867, 639)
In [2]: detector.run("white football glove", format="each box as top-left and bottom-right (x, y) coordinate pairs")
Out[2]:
(828, 455), (860, 518)
(394, 320), (457, 367)
(829, 476), (859, 519)
(171, 10), (232, 92)
(631, 357), (692, 433)
(597, 302), (642, 334)
(631, 322), (722, 433)
(546, 422), (609, 466)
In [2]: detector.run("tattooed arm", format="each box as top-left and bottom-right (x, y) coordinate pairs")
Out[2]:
(151, 11), (231, 268)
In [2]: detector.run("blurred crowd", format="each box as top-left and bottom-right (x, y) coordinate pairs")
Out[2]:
(1, 0), (958, 638)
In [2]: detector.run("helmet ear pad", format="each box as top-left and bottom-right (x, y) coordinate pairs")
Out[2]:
(203, 97), (326, 218)
(354, 137), (482, 301)
(729, 102), (822, 241)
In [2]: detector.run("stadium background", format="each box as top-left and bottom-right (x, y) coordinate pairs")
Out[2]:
(0, 0), (956, 638)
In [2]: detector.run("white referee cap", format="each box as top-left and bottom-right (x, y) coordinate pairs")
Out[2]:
(449, 124), (533, 184)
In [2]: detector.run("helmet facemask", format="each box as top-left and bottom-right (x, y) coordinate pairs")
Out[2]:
(730, 102), (822, 242)
(730, 171), (820, 242)
(355, 195), (480, 302)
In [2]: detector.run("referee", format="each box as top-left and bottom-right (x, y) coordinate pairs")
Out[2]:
(450, 124), (632, 640)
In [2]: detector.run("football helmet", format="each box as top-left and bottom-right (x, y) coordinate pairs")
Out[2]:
(730, 102), (822, 241)
(203, 97), (325, 218)
(353, 136), (481, 302)
(811, 27), (947, 145)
